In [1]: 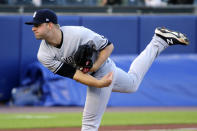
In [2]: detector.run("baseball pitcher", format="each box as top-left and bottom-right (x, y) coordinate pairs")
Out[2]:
(25, 9), (189, 131)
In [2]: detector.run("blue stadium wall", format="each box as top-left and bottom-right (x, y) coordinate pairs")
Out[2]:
(0, 15), (197, 106)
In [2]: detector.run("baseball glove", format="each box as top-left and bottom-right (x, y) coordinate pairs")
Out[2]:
(74, 44), (94, 73)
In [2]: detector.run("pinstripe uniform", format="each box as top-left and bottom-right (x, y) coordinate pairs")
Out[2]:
(37, 26), (109, 73)
(37, 25), (169, 131)
(26, 8), (189, 131)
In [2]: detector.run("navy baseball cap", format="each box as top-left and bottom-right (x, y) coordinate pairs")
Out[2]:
(25, 9), (57, 25)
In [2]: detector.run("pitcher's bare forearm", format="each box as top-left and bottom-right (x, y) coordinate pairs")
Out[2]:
(73, 70), (112, 88)
(91, 44), (114, 72)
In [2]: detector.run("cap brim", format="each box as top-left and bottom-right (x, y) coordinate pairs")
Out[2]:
(25, 20), (42, 25)
(25, 21), (34, 25)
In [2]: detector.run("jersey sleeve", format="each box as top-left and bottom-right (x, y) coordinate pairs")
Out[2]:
(81, 27), (111, 51)
(37, 44), (76, 79)
(91, 34), (109, 51)
(37, 50), (62, 73)
(37, 52), (76, 79)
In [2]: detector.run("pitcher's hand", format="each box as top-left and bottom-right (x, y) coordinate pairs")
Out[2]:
(98, 72), (113, 88)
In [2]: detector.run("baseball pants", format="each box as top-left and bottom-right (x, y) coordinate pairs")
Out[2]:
(81, 35), (168, 131)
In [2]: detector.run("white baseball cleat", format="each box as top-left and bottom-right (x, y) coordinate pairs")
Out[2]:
(155, 27), (189, 46)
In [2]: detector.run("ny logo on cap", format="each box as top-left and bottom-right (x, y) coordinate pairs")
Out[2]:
(33, 11), (37, 18)
(46, 18), (49, 22)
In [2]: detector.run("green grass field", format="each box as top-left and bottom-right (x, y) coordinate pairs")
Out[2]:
(0, 111), (197, 129)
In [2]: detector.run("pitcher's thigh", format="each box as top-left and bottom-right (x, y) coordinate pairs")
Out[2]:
(112, 67), (136, 93)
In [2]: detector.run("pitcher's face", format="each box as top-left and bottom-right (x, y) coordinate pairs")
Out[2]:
(32, 23), (49, 40)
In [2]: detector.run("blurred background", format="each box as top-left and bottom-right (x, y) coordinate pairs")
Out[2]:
(0, 0), (196, 13)
(0, 0), (197, 108)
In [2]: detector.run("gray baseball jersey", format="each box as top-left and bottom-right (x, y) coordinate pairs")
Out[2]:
(37, 26), (109, 75)
(37, 25), (168, 131)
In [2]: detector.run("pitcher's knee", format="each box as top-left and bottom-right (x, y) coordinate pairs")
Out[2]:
(126, 84), (139, 93)
(127, 73), (141, 93)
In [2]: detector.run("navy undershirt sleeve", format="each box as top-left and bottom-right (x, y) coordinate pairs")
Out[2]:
(56, 63), (77, 79)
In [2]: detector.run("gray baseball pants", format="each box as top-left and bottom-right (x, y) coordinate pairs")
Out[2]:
(81, 35), (168, 131)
